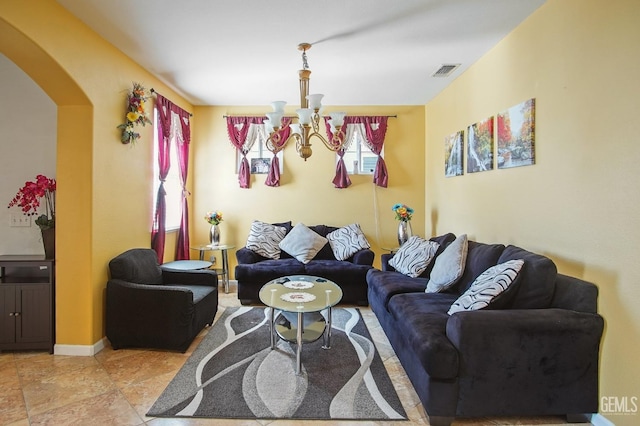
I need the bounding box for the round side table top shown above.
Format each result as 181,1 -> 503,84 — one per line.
160,260 -> 213,271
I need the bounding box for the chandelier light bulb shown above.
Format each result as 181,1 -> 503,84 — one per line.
289,123 -> 302,135
265,112 -> 284,129
263,119 -> 274,134
329,112 -> 346,127
271,101 -> 286,113
296,108 -> 313,125
306,94 -> 324,111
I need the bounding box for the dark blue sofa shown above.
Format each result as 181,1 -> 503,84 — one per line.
236,223 -> 374,305
366,233 -> 604,425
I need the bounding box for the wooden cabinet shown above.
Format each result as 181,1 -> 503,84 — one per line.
0,255 -> 55,353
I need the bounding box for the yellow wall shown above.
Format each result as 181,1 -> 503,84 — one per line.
0,0 -> 192,347
4,2 -> 635,420
425,0 -> 640,423
192,105 -> 426,272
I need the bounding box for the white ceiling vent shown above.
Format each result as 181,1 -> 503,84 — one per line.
431,64 -> 460,77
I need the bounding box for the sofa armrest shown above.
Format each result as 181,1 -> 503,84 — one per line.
236,247 -> 266,264
446,308 -> 604,408
381,253 -> 396,271
551,274 -> 598,313
351,248 -> 375,265
162,269 -> 218,287
106,279 -> 195,324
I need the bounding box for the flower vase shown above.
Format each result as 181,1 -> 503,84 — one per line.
209,225 -> 220,246
397,221 -> 412,246
41,227 -> 55,259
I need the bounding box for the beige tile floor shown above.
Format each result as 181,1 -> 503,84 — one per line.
1,284 -> 577,426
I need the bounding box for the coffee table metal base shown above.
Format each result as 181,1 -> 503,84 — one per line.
269,308 -> 334,375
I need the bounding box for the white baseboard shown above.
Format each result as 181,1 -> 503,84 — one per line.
590,413 -> 615,426
53,338 -> 106,356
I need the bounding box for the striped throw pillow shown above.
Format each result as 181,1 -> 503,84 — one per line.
388,236 -> 440,278
246,220 -> 287,260
326,223 -> 371,261
448,259 -> 524,315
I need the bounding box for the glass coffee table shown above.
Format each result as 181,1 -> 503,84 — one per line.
259,275 -> 343,375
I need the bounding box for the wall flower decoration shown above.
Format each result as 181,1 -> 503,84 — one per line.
117,82 -> 153,144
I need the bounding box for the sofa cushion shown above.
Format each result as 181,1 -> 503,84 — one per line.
388,236 -> 440,278
246,220 -> 287,260
498,245 -> 557,309
454,241 -> 506,294
307,225 -> 339,260
366,268 -> 428,311
234,258 -> 306,282
304,260 -> 373,303
165,284 -> 217,304
426,234 -> 468,293
279,223 -> 328,264
326,223 -> 371,261
387,292 -> 460,379
448,259 -> 524,315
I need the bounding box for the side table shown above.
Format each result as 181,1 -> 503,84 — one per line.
190,244 -> 235,293
160,260 -> 213,271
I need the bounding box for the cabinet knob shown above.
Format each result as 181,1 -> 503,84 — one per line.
9,312 -> 14,316
14,312 -> 20,316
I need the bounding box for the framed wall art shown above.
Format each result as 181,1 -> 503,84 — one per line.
497,98 -> 535,169
250,158 -> 271,174
466,116 -> 494,173
444,130 -> 464,177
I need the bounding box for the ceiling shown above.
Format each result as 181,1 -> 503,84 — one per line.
56,0 -> 546,107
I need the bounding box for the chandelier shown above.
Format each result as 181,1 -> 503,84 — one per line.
263,43 -> 348,161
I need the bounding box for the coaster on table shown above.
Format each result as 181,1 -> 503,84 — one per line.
283,280 -> 314,290
280,292 -> 317,303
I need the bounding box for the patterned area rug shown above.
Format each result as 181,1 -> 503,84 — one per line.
147,306 -> 407,421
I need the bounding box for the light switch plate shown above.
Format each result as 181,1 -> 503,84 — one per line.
10,214 -> 31,227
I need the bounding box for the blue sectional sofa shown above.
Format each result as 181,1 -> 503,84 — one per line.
366,233 -> 604,425
236,221 -> 375,305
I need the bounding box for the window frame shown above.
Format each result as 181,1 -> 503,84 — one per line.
337,125 -> 382,175
152,107 -> 183,231
236,124 -> 284,174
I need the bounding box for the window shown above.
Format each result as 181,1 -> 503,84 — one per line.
338,125 -> 382,174
152,107 -> 182,230
236,124 -> 283,174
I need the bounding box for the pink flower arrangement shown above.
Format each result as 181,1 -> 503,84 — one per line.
117,82 -> 153,144
8,175 -> 56,229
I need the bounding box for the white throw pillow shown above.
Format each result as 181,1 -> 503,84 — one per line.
326,223 -> 371,261
279,223 -> 328,264
388,236 -> 440,278
426,234 -> 468,293
448,259 -> 524,315
245,220 -> 287,260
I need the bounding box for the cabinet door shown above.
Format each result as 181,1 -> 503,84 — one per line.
16,284 -> 51,343
0,285 -> 16,344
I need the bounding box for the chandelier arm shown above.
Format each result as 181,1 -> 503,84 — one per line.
266,132 -> 289,154
310,129 -> 346,152
310,113 -> 321,133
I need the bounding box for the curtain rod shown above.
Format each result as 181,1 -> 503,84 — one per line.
150,88 -> 193,116
222,114 -> 397,118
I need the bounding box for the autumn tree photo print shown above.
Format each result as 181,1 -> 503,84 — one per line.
497,98 -> 536,169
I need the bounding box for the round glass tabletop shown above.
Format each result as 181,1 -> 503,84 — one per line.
259,275 -> 343,313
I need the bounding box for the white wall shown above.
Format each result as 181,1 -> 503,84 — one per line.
0,53 -> 57,255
